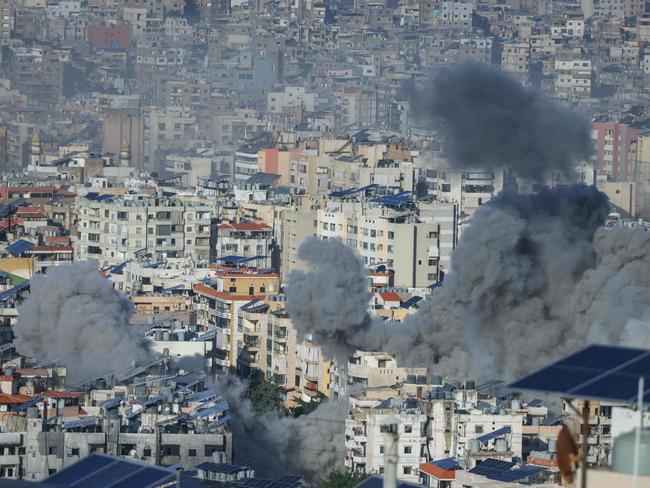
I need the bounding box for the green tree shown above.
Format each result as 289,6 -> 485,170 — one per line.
244,376 -> 283,415
320,470 -> 366,488
290,392 -> 326,417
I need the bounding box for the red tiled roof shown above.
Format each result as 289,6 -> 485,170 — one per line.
193,284 -> 264,302
45,236 -> 71,244
0,393 -> 32,405
27,246 -> 73,253
41,390 -> 80,399
379,291 -> 401,302
16,207 -> 43,214
218,222 -> 271,231
18,213 -> 47,219
419,463 -> 455,480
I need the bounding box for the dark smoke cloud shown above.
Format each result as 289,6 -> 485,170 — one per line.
14,261 -> 151,383
411,63 -> 594,181
213,376 -> 346,483
287,186 -> 650,381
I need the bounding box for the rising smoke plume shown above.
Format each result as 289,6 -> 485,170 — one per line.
410,63 -> 593,180
213,375 -> 346,482
287,186 -> 650,382
14,261 -> 151,383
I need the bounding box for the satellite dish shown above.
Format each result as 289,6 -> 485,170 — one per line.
557,424 -> 580,484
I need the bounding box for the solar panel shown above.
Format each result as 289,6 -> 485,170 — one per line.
45,454 -> 176,488
108,466 -> 177,488
46,455 -> 115,485
476,426 -> 511,443
469,458 -> 515,477
509,345 -> 650,404
430,457 -> 457,470
489,465 -> 546,482
74,461 -> 141,486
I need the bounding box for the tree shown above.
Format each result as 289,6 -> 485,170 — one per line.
290,392 -> 326,417
244,376 -> 283,415
320,470 -> 366,488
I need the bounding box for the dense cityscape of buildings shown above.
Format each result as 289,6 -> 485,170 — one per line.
0,0 -> 646,486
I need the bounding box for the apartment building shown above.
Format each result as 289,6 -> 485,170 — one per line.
591,122 -> 639,181
237,295 -> 330,403
423,168 -> 504,217
501,42 -> 531,84
214,220 -> 273,269
193,268 -> 280,373
439,1 -> 472,30
75,194 -> 216,266
555,58 -> 592,99
345,398 -> 428,483
315,197 -> 456,286
563,400 -> 615,466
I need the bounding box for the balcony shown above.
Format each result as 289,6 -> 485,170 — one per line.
195,302 -> 208,312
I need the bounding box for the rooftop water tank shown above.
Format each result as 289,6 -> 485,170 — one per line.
469,439 -> 480,454
496,438 -> 508,453
611,428 -> 650,476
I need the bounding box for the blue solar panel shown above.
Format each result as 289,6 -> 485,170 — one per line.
75,461 -> 141,486
556,345 -> 644,370
476,426 -> 511,443
509,345 -> 650,404
46,454 -> 115,485
429,457 -> 457,470
109,467 -> 176,488
6,239 -> 34,255
469,458 -> 515,476
489,465 -> 546,482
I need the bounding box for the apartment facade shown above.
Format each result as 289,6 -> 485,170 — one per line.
75,194 -> 216,266
193,268 -> 280,373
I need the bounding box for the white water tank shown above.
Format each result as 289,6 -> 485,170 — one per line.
496,438 -> 508,453
611,428 -> 650,475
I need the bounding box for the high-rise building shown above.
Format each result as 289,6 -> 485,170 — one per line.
102,105 -> 145,171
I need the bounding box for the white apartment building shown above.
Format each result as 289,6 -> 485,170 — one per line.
456,410 -> 524,466
267,86 -> 316,113
555,59 -> 592,99
214,221 -> 273,269
551,19 -> 585,38
316,202 -> 453,287
422,167 -> 505,217
346,399 -> 428,483
439,1 -> 472,30
501,41 -> 531,83
75,194 -> 215,266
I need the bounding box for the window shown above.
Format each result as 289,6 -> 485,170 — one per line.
404,446 -> 412,454
143,448 -> 152,457
48,447 -> 57,455
404,424 -> 412,433
204,445 -> 222,456
71,448 -> 80,456
161,445 -> 180,456
475,425 -> 484,433
379,445 -> 384,454
403,466 -> 412,475
388,231 -> 394,239
188,449 -> 197,457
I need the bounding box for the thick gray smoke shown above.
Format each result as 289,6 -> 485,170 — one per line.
411,63 -> 593,180
214,376 -> 346,483
287,186 -> 650,381
14,261 -> 151,383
